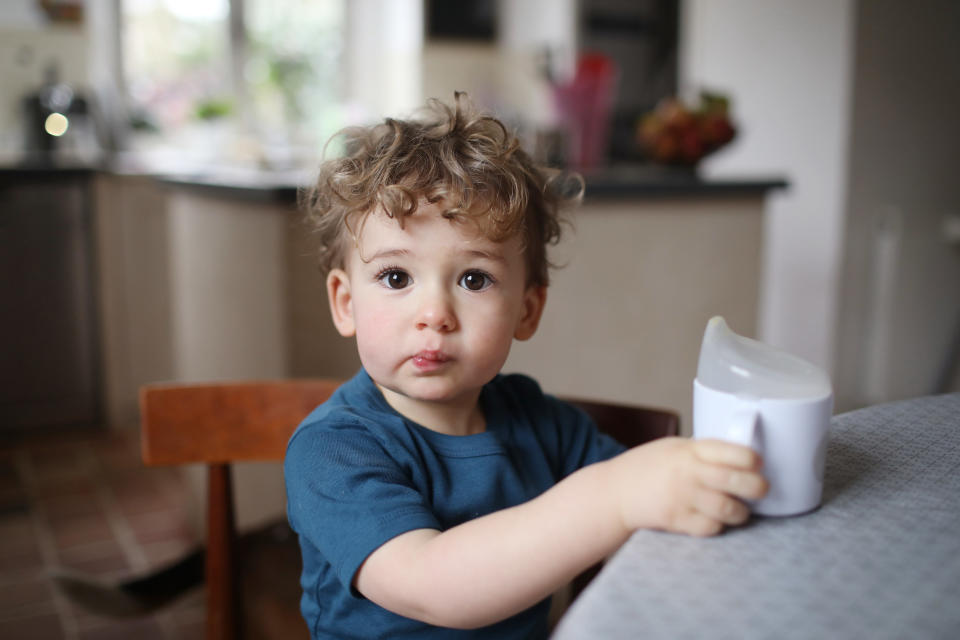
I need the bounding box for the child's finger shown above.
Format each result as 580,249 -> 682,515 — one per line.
692,439 -> 763,470
697,463 -> 769,500
674,510 -> 724,538
692,487 -> 751,525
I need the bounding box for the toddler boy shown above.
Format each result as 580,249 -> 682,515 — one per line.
285,94 -> 767,638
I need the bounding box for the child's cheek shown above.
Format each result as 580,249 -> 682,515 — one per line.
354,328 -> 390,378
356,301 -> 397,337
352,300 -> 398,368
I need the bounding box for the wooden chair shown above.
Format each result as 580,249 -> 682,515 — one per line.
140,379 -> 342,640
139,380 -> 678,639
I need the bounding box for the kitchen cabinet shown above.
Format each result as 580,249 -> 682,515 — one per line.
0,169 -> 101,429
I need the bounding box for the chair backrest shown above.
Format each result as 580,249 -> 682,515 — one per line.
140,379 -> 342,465
139,379 -> 679,639
565,397 -> 679,448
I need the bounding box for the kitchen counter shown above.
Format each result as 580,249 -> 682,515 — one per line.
580,165 -> 786,199
1,163 -> 786,203
0,164 -> 98,180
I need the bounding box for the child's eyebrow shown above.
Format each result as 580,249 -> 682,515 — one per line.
367,248 -> 411,262
367,247 -> 506,264
463,249 -> 507,264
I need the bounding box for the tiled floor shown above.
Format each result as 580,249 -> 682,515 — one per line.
0,427 -> 204,639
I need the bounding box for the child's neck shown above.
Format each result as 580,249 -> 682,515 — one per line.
376,384 -> 486,436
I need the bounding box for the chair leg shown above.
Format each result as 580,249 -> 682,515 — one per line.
207,463 -> 239,640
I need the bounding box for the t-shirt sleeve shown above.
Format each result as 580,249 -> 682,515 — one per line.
284,420 -> 440,591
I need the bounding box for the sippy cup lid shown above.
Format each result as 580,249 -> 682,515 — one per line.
696,317 -> 832,399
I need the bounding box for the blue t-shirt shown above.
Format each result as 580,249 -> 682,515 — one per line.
284,369 -> 625,639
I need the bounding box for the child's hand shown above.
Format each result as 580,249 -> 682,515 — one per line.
609,437 -> 768,537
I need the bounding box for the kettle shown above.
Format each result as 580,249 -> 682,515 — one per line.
21,64 -> 98,165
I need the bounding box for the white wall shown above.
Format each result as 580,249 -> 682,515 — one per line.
835,0 -> 960,406
680,0 -> 856,377
343,0 -> 423,120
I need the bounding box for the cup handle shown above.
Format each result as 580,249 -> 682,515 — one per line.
725,408 -> 759,451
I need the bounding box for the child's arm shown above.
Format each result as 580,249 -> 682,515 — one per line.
354,437 -> 767,629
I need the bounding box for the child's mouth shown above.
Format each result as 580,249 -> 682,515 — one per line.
411,351 -> 450,371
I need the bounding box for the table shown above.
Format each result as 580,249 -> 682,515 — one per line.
553,393 -> 960,639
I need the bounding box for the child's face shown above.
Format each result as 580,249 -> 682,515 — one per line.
326,201 -> 546,409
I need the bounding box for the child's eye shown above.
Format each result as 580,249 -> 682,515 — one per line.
378,269 -> 411,289
459,270 -> 493,292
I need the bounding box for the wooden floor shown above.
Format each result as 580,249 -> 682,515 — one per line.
0,426 -> 307,640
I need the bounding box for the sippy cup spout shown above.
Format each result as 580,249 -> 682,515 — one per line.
696,317 -> 832,400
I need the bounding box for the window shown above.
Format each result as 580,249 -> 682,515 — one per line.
121,0 -> 344,170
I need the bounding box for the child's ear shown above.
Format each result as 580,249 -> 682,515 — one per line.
514,285 -> 547,341
327,268 -> 357,337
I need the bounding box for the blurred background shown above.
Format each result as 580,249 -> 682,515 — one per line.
1,1 -> 958,638
2,0 -> 958,426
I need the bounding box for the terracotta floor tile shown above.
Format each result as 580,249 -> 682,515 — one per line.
163,597 -> 205,640
95,438 -> 143,474
65,597 -> 136,626
110,476 -> 175,517
52,513 -> 115,550
57,550 -> 131,577
76,616 -> 167,640
0,516 -> 45,576
40,490 -> 103,524
0,544 -> 45,574
0,612 -> 64,640
153,468 -> 191,498
102,468 -> 148,491
139,538 -> 199,567
0,578 -> 54,615
0,512 -> 37,550
29,443 -> 90,478
0,488 -> 29,514
78,618 -> 167,640
125,509 -> 192,546
33,475 -> 97,499
55,539 -> 125,566
171,617 -> 205,640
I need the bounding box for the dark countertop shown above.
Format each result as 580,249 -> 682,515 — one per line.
0,164 -> 99,183
1,163 -> 787,203
580,165 -> 787,199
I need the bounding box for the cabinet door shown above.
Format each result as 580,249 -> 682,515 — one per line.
0,174 -> 100,429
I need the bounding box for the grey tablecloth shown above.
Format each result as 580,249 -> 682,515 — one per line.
553,393 -> 960,639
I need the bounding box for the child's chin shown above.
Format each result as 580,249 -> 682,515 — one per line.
406,386 -> 462,404
402,381 -> 475,404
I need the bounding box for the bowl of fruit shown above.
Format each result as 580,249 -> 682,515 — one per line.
636,91 -> 737,168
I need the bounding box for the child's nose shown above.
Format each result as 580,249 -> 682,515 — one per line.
415,288 -> 457,332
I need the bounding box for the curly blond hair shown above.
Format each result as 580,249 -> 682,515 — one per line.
300,93 -> 580,286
